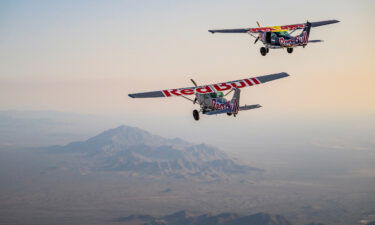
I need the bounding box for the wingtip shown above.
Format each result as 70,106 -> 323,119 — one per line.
282,72 -> 290,77
328,19 -> 340,24
128,94 -> 135,98
208,30 -> 215,34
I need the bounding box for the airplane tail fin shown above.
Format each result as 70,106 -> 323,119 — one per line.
304,21 -> 312,36
297,21 -> 312,45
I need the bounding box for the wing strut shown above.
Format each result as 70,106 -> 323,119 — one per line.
180,95 -> 194,102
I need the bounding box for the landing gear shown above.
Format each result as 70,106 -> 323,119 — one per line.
227,112 -> 232,116
193,110 -> 200,121
287,48 -> 293,54
260,47 -> 268,56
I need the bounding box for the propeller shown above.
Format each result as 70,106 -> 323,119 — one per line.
254,21 -> 261,44
254,36 -> 260,44
190,79 -> 198,87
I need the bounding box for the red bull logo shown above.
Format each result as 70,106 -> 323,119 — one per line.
162,78 -> 261,97
279,31 -> 308,47
211,99 -> 239,113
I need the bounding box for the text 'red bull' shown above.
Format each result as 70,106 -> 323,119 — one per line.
278,31 -> 308,47
211,99 -> 239,113
162,78 -> 261,97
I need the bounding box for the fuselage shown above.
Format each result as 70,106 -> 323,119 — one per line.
260,31 -> 309,48
196,90 -> 239,114
197,92 -> 227,111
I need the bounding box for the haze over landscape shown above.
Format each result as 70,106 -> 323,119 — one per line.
0,1 -> 374,225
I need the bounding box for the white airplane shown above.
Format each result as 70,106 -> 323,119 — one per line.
128,72 -> 289,121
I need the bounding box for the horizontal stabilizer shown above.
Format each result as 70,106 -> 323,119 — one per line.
308,40 -> 323,43
205,104 -> 261,116
239,104 -> 262,111
205,109 -> 228,115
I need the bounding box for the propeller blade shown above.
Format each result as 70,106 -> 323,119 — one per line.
254,37 -> 259,44
190,79 -> 198,87
256,21 -> 261,27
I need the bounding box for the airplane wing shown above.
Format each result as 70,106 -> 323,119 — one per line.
208,20 -> 339,34
205,109 -> 230,115
208,24 -> 304,34
310,20 -> 340,28
209,28 -> 249,34
128,72 -> 289,98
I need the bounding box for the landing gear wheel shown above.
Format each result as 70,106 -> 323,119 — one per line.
287,48 -> 293,54
227,112 -> 232,116
193,110 -> 200,121
260,47 -> 267,56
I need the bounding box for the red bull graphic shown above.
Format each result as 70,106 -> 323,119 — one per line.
162,78 -> 261,97
278,31 -> 309,47
211,99 -> 239,114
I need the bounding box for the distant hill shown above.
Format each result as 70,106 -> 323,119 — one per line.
114,211 -> 292,225
0,110 -> 121,148
46,125 -> 262,179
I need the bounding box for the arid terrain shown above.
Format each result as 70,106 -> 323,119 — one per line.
0,112 -> 374,225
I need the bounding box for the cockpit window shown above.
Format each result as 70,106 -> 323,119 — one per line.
209,93 -> 217,98
206,92 -> 224,99
274,31 -> 289,37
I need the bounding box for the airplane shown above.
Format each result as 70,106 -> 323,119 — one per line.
208,20 -> 340,56
128,72 -> 289,121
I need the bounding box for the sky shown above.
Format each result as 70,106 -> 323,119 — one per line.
0,0 -> 374,146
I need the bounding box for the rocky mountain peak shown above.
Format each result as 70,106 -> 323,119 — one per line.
50,125 -> 262,179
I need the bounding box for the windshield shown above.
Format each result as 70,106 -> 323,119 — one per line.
205,92 -> 224,99
210,92 -> 224,98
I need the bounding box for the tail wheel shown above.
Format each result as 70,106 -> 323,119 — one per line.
287,48 -> 293,54
260,47 -> 267,56
226,112 -> 232,116
193,110 -> 200,121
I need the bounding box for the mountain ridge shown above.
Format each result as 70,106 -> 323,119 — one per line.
45,125 -> 262,179
113,211 -> 293,225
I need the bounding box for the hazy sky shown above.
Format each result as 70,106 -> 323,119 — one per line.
0,0 -> 374,118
